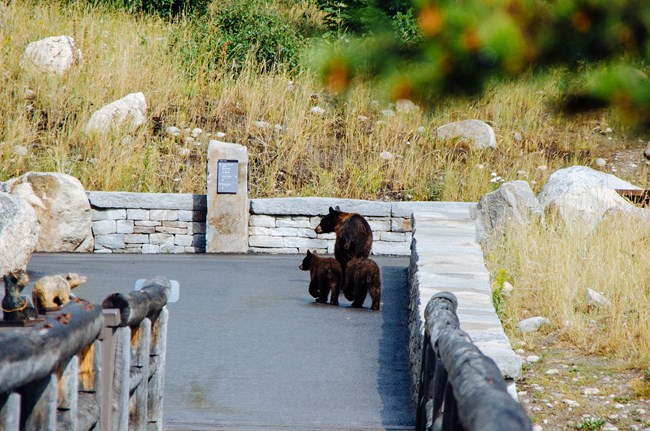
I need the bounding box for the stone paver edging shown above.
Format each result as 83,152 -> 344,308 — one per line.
407,203 -> 522,399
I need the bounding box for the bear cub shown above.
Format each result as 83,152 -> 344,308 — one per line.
299,250 -> 343,305
344,257 -> 381,310
314,206 -> 372,276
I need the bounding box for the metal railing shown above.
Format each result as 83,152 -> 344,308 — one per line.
415,292 -> 532,431
0,277 -> 170,431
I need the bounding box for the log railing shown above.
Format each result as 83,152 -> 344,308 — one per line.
0,276 -> 170,431
415,292 -> 532,431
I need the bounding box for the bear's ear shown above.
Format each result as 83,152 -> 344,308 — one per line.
306,250 -> 312,257
328,206 -> 335,214
334,205 -> 341,211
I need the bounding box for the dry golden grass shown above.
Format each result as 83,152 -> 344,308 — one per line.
486,216 -> 650,368
3,1 -> 646,200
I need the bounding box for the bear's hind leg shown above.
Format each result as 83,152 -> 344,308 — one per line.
318,282 -> 330,304
329,280 -> 340,306
351,283 -> 367,308
369,284 -> 381,310
309,280 -> 319,299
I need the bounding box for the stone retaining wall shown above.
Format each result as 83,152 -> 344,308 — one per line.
88,192 -> 207,254
87,193 -> 448,255
248,198 -> 447,256
407,206 -> 522,400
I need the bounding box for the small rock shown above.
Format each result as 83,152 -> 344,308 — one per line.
602,423 -> 618,431
254,120 -> 270,129
596,158 -> 607,167
587,288 -> 611,307
183,136 -> 194,144
215,132 -> 226,138
517,316 -> 551,333
380,151 -> 394,161
537,165 -> 548,171
502,281 -> 514,295
287,81 -> 295,92
563,399 -> 580,408
310,106 -> 326,115
513,132 -> 523,142
395,99 -> 418,113
357,115 -> 369,122
23,87 -> 36,100
545,368 -> 560,375
527,355 -> 541,363
644,143 -> 650,160
191,127 -> 202,138
636,408 -> 647,415
14,145 -> 28,157
381,109 -> 395,117
532,426 -> 543,431
583,387 -> 600,395
515,349 -> 525,354
166,126 -> 181,137
417,126 -> 426,134
615,403 -> 625,409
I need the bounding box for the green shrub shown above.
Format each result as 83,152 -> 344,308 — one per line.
171,1 -> 308,76
83,0 -> 209,18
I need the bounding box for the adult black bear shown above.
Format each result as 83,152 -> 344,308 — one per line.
314,206 -> 372,276
299,250 -> 343,305
344,257 -> 381,310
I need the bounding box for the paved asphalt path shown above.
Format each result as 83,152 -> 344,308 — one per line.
25,253 -> 415,430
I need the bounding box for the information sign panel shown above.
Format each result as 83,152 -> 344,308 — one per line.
217,159 -> 239,194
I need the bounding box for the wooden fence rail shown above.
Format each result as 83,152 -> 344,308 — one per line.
415,292 -> 532,431
0,277 -> 170,431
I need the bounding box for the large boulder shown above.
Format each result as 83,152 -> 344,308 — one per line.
537,166 -> 640,230
0,193 -> 40,276
85,92 -> 147,135
21,35 -> 82,75
6,173 -> 93,252
472,180 -> 540,244
436,119 -> 497,149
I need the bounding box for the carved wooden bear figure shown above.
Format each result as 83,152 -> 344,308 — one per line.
314,206 -> 372,276
299,250 -> 342,305
2,271 -> 38,321
344,257 -> 381,310
32,273 -> 87,312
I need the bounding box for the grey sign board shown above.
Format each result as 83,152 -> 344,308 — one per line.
217,159 -> 239,194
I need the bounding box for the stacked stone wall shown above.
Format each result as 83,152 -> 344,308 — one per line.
88,192 -> 207,254
87,193 -> 451,255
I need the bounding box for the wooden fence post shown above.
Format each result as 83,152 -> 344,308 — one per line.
130,318 -> 151,431
0,392 -> 20,431
20,374 -> 57,430
147,307 -> 168,431
57,355 -> 79,430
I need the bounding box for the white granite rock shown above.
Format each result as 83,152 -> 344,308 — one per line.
436,119 -> 497,149
85,92 -> 147,135
0,192 -> 39,276
8,172 -> 93,252
517,316 -> 551,333
22,35 -> 81,75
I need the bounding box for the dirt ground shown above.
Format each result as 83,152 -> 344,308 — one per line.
515,340 -> 650,431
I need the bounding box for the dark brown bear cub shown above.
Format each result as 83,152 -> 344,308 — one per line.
344,258 -> 381,310
299,250 -> 343,305
314,206 -> 372,276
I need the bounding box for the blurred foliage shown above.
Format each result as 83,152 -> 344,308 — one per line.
312,0 -> 650,126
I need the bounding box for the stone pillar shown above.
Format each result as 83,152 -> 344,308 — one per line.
206,140 -> 249,253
